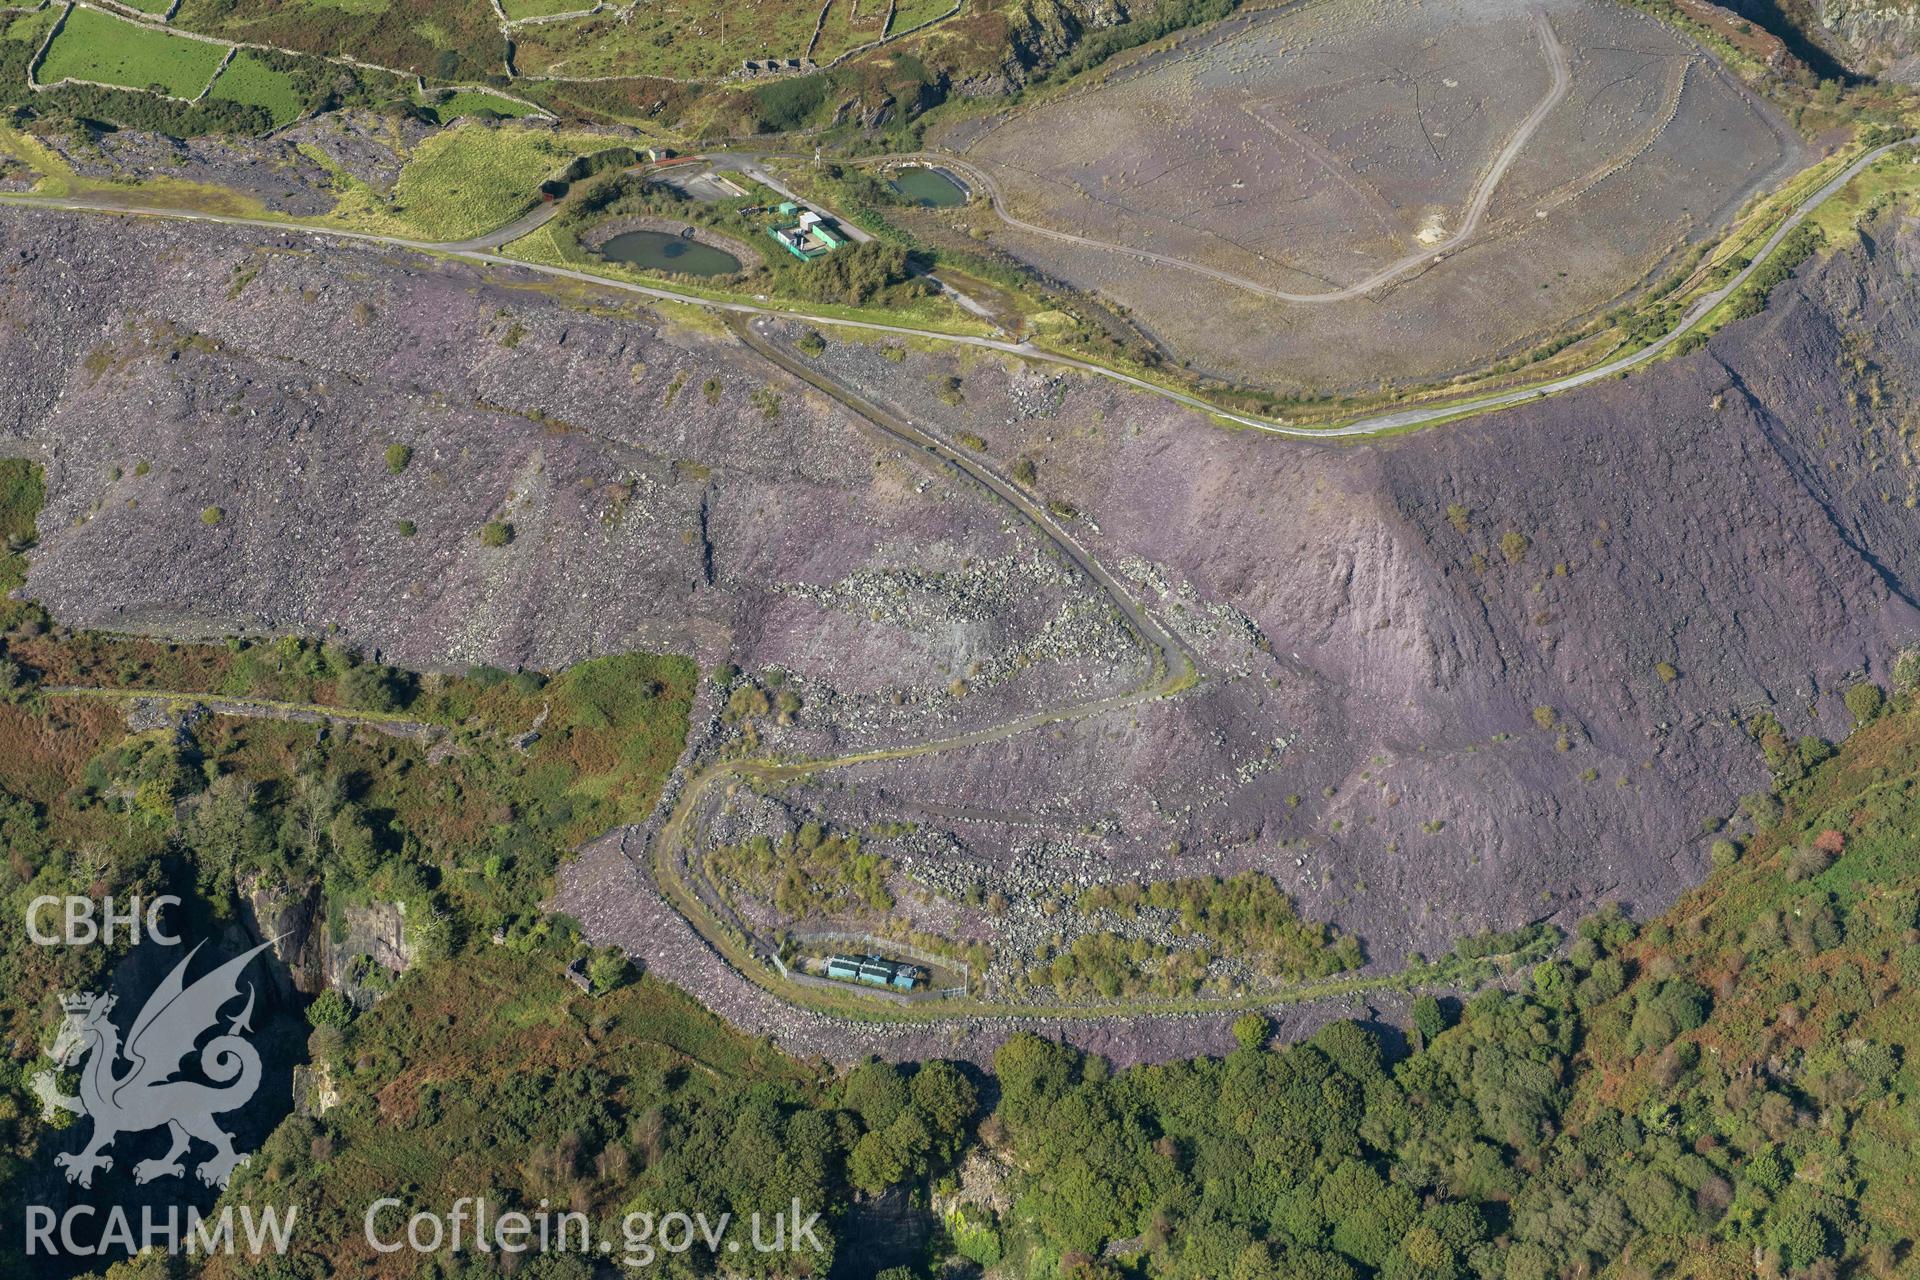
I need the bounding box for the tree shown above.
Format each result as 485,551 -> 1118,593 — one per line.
843,1059 -> 910,1131
328,806 -> 382,883
1411,994 -> 1448,1048
338,661 -> 406,713
306,988 -> 352,1028
182,774 -> 265,890
1232,1012 -> 1270,1052
336,667 -> 395,717
1765,1196 -> 1831,1270
1844,681 -> 1884,726
1310,1021 -> 1383,1082
992,1033 -> 1078,1133
752,72 -> 828,130
587,948 -> 628,994
847,1128 -> 909,1193
908,1061 -> 977,1159
1321,1159 -> 1417,1267
283,768 -> 346,874
784,241 -> 926,307
0,789 -> 49,869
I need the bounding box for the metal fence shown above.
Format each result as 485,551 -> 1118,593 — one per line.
783,930 -> 972,997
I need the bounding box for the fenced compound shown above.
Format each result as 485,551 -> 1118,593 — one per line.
776,930 -> 972,998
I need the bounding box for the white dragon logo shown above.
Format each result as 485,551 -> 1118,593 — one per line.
30,940 -> 273,1190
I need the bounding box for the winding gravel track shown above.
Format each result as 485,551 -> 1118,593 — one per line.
939,8 -> 1571,306
622,314 -> 1209,1023
0,133 -> 1907,441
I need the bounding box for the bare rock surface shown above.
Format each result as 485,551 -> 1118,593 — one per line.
1,209 -> 1140,755
276,110 -> 433,190
732,213 -> 1920,969
49,129 -> 340,217
5,204 -> 1920,1056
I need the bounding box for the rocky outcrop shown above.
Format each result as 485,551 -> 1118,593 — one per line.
1675,0 -> 1809,74
292,1061 -> 341,1117
235,873 -> 416,1002
237,874 -> 325,996
1719,0 -> 1920,79
950,0 -> 1130,97
326,901 -> 418,1005
1810,0 -> 1920,77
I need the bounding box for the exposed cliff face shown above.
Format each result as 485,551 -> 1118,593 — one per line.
237,874 -> 326,997
945,0 -> 1131,97
1812,0 -> 1920,77
1675,0 -> 1810,75
327,901 -> 417,1005
1722,0 -> 1920,79
236,874 -> 416,1002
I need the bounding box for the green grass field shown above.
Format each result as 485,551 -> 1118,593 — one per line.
499,0 -> 594,17
890,0 -> 955,32
325,124 -> 611,240
426,88 -> 541,121
105,0 -> 174,13
37,5 -> 231,98
508,0 -> 895,82
204,48 -> 302,123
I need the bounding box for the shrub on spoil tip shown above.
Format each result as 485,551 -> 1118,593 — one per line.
1893,649 -> 1920,694
1784,843 -> 1834,882
1231,1013 -> 1270,1052
1844,681 -> 1884,726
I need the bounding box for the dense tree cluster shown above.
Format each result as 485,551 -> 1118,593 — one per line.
967,701 -> 1920,1280
779,241 -> 928,307
985,889 -> 1904,1280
